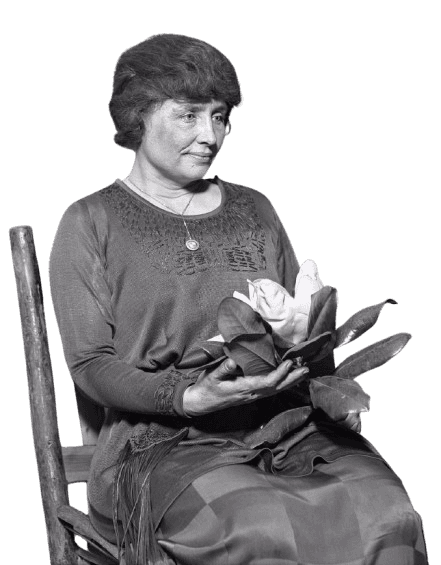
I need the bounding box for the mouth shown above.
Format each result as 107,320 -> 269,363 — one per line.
186,153 -> 214,163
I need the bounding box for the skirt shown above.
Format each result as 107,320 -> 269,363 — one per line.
156,455 -> 428,565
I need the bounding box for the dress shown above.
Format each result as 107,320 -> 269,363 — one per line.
50,178 -> 428,565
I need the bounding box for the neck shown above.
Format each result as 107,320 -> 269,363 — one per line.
124,175 -> 212,217
129,160 -> 202,199
125,158 -> 221,216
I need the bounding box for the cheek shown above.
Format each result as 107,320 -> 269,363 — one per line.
164,128 -> 194,153
216,132 -> 226,150
144,120 -> 180,151
150,128 -> 171,150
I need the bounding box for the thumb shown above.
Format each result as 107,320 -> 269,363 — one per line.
215,357 -> 238,379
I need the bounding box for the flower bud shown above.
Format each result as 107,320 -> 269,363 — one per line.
247,260 -> 324,345
294,259 -> 324,312
247,278 -> 299,342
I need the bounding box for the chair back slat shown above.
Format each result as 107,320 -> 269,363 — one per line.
62,445 -> 96,483
10,225 -> 77,564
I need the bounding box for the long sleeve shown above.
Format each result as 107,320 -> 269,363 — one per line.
272,207 -> 300,296
50,181 -> 300,420
50,200 -> 194,417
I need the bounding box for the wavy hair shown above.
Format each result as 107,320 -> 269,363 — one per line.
109,34 -> 242,150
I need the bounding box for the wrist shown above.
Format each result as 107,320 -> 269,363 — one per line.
182,384 -> 200,417
172,379 -> 197,418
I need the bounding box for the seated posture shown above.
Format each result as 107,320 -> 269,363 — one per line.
50,33 -> 428,565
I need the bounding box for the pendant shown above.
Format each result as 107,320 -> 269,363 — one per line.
186,239 -> 200,251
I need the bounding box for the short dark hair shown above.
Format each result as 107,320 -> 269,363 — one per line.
109,34 -> 242,150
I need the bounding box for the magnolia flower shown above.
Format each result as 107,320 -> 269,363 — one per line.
207,261 -> 409,431
233,260 -> 324,345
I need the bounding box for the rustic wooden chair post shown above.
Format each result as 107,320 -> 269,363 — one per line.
10,226 -> 120,565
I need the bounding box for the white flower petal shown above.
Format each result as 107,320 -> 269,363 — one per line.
232,291 -> 255,309
207,334 -> 225,342
295,260 -> 324,296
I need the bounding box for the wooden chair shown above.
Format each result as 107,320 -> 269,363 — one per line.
10,226 -> 122,565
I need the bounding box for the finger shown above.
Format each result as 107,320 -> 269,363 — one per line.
338,413 -> 361,432
275,366 -> 309,390
348,413 -> 361,433
248,360 -> 302,390
350,421 -> 361,434
236,361 -> 289,394
264,360 -> 294,386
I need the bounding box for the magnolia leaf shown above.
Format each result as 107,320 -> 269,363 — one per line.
334,333 -> 411,379
272,331 -> 297,350
282,378 -> 312,405
245,406 -> 313,448
309,376 -> 370,420
282,331 -> 333,362
335,299 -> 397,348
194,355 -> 228,374
218,297 -> 267,341
224,334 -> 277,375
200,340 -> 226,359
308,351 -> 336,378
309,332 -> 337,364
307,286 -> 338,339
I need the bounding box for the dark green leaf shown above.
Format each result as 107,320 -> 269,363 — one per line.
282,332 -> 333,362
309,332 -> 337,363
309,376 -> 370,420
307,286 -> 338,339
273,331 -> 297,350
190,355 -> 228,375
218,297 -> 268,341
224,334 -> 277,375
308,351 -> 336,378
334,333 -> 411,379
245,406 -> 313,448
200,340 -> 225,359
335,299 -> 397,348
280,379 -> 312,405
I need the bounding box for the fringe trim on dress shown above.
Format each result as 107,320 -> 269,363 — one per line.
113,424 -> 189,565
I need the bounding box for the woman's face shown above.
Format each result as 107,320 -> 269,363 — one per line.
137,98 -> 229,186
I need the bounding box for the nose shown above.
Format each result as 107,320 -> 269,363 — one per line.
197,115 -> 217,146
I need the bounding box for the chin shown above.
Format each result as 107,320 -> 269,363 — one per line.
181,166 -> 212,184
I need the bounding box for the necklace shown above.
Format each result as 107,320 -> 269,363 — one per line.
125,177 -> 201,251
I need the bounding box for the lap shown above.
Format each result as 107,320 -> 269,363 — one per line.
158,455 -> 427,565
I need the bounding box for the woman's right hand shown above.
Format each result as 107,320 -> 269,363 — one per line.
182,358 -> 309,417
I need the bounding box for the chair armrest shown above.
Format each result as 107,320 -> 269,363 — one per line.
57,505 -> 119,562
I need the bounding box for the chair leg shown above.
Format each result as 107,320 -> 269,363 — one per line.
10,226 -> 77,565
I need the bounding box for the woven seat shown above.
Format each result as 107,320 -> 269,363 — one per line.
10,226 -> 121,565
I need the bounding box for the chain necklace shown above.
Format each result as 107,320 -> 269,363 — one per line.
125,177 -> 201,251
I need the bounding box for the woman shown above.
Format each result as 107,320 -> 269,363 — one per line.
50,34 -> 427,565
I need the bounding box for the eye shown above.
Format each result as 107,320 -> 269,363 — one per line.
213,113 -> 227,126
182,112 -> 196,123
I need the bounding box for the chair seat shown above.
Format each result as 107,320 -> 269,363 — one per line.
59,448 -> 125,563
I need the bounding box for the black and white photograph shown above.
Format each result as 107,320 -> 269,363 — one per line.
2,1 -> 439,563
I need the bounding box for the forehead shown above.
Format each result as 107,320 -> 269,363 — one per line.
165,99 -> 228,113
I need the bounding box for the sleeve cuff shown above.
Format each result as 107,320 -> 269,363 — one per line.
154,368 -> 201,417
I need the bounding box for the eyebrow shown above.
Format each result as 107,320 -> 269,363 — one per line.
175,100 -> 228,113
